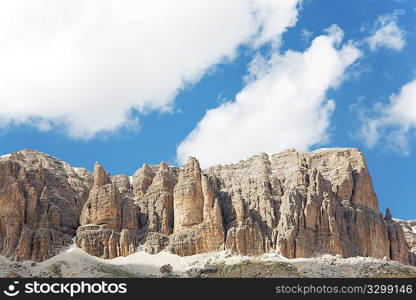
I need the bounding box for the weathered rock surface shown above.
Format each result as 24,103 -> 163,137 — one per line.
131,162 -> 178,253
167,158 -> 224,256
383,209 -> 410,264
76,163 -> 139,258
0,148 -> 412,265
395,219 -> 416,264
203,149 -> 410,263
0,150 -> 91,261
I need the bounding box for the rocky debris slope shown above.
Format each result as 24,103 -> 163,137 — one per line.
203,255 -> 416,278
0,148 -> 412,264
2,247 -> 416,278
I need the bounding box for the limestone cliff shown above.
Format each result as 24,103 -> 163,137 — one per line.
0,150 -> 91,261
76,163 -> 139,259
395,219 -> 416,264
0,148 -> 412,264
167,157 -> 224,256
204,148 -> 407,262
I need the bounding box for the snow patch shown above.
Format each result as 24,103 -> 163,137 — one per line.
66,237 -> 77,253
0,246 -> 414,278
37,246 -> 379,277
73,167 -> 90,175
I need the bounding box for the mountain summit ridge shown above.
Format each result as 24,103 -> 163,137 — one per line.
0,148 -> 413,264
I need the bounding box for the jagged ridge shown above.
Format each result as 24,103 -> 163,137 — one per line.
0,148 -> 412,264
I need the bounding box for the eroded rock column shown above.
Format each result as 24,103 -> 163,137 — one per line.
168,157 -> 224,256
76,163 -> 139,258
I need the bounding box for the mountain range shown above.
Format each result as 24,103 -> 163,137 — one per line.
0,148 -> 415,277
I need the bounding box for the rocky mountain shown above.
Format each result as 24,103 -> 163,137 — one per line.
394,219 -> 416,263
0,150 -> 91,261
0,148 -> 412,265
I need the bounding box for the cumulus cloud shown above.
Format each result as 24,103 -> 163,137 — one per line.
366,14 -> 405,51
177,26 -> 362,167
360,79 -> 416,154
0,0 -> 300,138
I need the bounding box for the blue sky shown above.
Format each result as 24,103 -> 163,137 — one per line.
0,0 -> 415,219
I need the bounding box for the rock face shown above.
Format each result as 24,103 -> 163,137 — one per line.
204,149 -> 409,263
173,158 -> 205,232
0,148 -> 412,265
0,150 -> 91,261
168,158 -> 224,256
76,163 -> 139,259
394,219 -> 416,264
132,162 -> 178,254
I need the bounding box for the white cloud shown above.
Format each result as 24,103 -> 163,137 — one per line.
177,26 -> 362,167
0,0 -> 300,138
366,14 -> 405,51
301,28 -> 313,44
360,79 -> 416,154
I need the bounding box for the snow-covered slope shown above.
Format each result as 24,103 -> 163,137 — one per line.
2,245 -> 416,278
